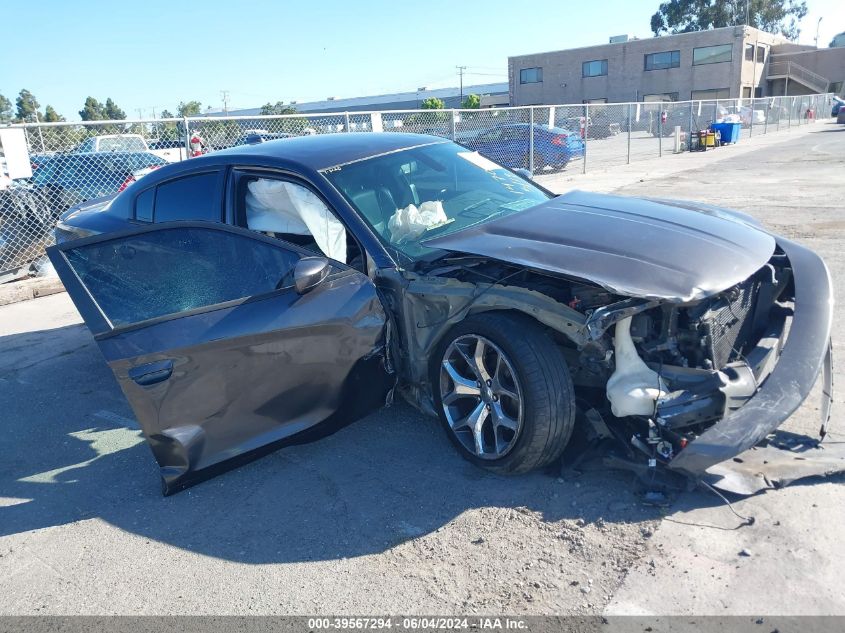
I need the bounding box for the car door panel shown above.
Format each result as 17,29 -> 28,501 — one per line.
48,222 -> 393,494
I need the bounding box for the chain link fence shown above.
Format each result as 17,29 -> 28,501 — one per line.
0,93 -> 835,282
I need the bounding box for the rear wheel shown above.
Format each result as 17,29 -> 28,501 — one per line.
433,313 -> 576,474
522,151 -> 545,172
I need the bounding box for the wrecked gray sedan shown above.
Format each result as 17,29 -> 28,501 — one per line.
50,133 -> 834,495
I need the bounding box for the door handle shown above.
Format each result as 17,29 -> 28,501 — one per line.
128,359 -> 174,386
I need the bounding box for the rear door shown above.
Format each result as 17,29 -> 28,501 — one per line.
48,222 -> 393,494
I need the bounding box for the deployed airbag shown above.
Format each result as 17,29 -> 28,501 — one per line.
388,201 -> 448,243
246,179 -> 347,262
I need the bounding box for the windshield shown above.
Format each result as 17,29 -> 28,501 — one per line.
97,137 -> 147,152
322,141 -> 551,261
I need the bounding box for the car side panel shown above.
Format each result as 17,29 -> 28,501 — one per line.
96,272 -> 393,494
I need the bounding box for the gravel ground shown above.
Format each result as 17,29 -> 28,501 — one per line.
0,121 -> 842,616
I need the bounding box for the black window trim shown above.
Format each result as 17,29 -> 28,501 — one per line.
519,67 -> 543,84
226,166 -> 367,271
644,49 -> 681,71
582,59 -> 608,78
693,43 -> 734,66
131,168 -> 226,223
53,220 -> 356,340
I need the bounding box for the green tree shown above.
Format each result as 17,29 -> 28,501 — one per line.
461,94 -> 481,109
650,0 -> 807,39
42,105 -> 64,122
420,97 -> 446,110
177,100 -> 202,117
104,98 -> 126,120
40,105 -> 72,151
79,96 -> 105,121
15,89 -> 40,122
154,109 -> 179,140
0,92 -> 11,122
260,101 -> 299,115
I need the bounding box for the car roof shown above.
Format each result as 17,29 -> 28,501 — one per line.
54,151 -> 154,161
209,132 -> 447,170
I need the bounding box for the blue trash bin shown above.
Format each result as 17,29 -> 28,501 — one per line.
711,122 -> 741,144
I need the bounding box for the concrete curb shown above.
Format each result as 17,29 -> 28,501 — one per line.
0,277 -> 65,306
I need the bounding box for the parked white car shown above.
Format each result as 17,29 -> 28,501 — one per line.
74,134 -> 185,162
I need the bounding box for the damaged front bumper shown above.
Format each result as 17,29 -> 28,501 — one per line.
667,236 -> 835,484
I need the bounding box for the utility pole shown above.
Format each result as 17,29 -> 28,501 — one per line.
456,66 -> 467,104
815,17 -> 823,47
220,90 -> 230,115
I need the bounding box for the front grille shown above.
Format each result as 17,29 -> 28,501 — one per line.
703,280 -> 759,369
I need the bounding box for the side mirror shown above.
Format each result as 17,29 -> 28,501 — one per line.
513,168 -> 533,181
294,256 -> 331,295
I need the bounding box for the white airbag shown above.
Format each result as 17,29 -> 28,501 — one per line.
246,179 -> 347,263
388,201 -> 448,243
606,316 -> 667,417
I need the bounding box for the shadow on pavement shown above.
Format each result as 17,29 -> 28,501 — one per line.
0,323 -> 661,564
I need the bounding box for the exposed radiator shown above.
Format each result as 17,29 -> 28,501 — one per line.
702,280 -> 760,369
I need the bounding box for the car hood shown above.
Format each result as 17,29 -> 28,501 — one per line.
422,190 -> 776,302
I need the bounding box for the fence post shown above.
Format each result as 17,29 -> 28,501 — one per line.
627,103 -> 632,164
749,99 -> 754,138
529,107 -> 534,176
658,105 -> 663,158
788,98 -> 793,130
582,103 -> 588,175
183,117 -> 192,158
764,99 -> 768,135
344,112 -> 350,132
688,103 -> 694,151
450,110 -> 457,141
32,112 -> 46,153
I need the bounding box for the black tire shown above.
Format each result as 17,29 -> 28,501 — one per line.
432,312 -> 576,474
521,151 -> 545,172
551,157 -> 571,172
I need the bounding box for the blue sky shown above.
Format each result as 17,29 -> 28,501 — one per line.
2,0 -> 841,120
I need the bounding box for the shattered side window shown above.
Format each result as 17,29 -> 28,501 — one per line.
63,226 -> 302,327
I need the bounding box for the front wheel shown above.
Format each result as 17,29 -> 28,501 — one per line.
432,313 -> 576,474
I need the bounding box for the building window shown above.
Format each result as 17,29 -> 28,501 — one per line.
643,93 -> 679,102
519,67 -> 543,84
583,98 -> 608,104
644,50 -> 680,71
756,46 -> 766,63
582,59 -> 608,77
744,44 -> 754,62
691,88 -> 731,100
694,44 -> 734,65
742,87 -> 753,99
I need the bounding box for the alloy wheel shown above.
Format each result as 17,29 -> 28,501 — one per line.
439,334 -> 523,459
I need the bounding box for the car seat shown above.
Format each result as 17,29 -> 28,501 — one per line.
349,187 -> 398,235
